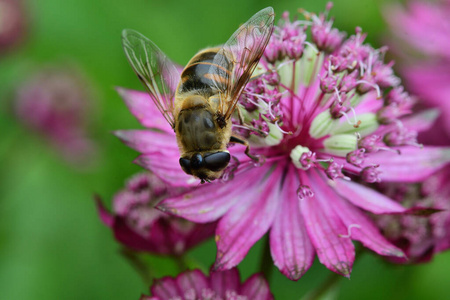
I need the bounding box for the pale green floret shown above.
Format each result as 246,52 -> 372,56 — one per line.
332,113 -> 379,136
277,47 -> 324,94
299,46 -> 324,86
348,93 -> 364,108
290,145 -> 311,169
249,121 -> 284,147
309,110 -> 339,138
264,122 -> 284,146
278,59 -> 303,94
323,134 -> 358,156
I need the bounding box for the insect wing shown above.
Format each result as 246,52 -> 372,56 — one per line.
122,29 -> 179,127
210,7 -> 274,119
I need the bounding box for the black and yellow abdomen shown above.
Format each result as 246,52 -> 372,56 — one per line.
178,49 -> 231,97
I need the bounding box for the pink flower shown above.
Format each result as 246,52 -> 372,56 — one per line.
375,167 -> 450,263
15,65 -> 97,165
96,172 -> 216,256
140,268 -> 273,300
385,0 -> 450,145
0,0 -> 27,53
117,4 -> 450,279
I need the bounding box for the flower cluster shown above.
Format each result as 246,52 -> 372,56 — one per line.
374,163 -> 450,263
381,0 -> 450,263
15,65 -> 97,165
0,0 -> 27,53
140,268 -> 273,300
385,0 -> 450,145
97,172 -> 216,256
116,4 -> 450,280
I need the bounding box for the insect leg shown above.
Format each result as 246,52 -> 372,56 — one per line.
229,135 -> 260,162
236,107 -> 268,137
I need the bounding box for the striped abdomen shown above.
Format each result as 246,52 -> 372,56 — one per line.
178,49 -> 231,97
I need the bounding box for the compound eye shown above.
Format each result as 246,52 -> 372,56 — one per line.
190,153 -> 204,170
204,152 -> 230,171
179,157 -> 192,175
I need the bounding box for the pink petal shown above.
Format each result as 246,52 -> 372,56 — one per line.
209,268 -> 240,298
95,196 -> 114,227
402,62 -> 450,137
114,129 -> 179,155
270,166 -> 315,280
403,62 -> 450,110
114,130 -> 200,186
112,217 -> 161,253
332,179 -> 407,214
117,88 -> 173,132
401,109 -> 440,133
159,165 -> 272,223
326,182 -> 405,257
214,164 -> 284,270
300,171 -> 354,277
353,91 -> 383,114
385,3 -> 450,58
435,214 -> 450,253
240,274 -> 274,300
176,270 -> 209,298
151,277 -> 181,299
364,146 -> 450,182
136,154 -> 198,187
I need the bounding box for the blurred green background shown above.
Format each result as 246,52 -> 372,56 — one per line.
1,0 -> 449,299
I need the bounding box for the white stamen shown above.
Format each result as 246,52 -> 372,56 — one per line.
348,106 -> 358,121
304,41 -> 319,54
292,20 -> 313,26
356,79 -> 381,98
275,120 -> 292,135
359,61 -> 366,77
367,51 -> 374,74
334,87 -> 343,103
315,157 -> 334,163
277,59 -> 296,70
339,224 -> 361,238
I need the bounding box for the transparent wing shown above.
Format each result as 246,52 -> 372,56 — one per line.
209,7 -> 274,120
122,29 -> 179,128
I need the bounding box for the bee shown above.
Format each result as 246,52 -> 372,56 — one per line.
122,7 -> 274,183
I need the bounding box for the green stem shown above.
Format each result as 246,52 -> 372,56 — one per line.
301,272 -> 341,300
120,248 -> 153,286
259,234 -> 273,282
174,254 -> 189,273
302,245 -> 367,300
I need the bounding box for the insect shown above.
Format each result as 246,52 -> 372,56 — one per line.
122,7 -> 274,183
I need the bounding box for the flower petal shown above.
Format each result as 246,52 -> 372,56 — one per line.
332,179 -> 407,214
150,276 -> 181,299
402,62 -> 450,135
326,182 -> 405,257
114,129 -> 178,154
270,166 -> 315,280
364,146 -> 450,182
402,109 -> 440,133
214,164 -> 284,270
112,217 -> 160,253
240,274 -> 274,300
94,196 -> 114,227
300,171 -> 354,277
159,165 -> 271,223
117,88 -> 173,132
209,268 -> 240,298
176,270 -> 209,298
136,154 -> 198,187
114,130 -> 199,186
